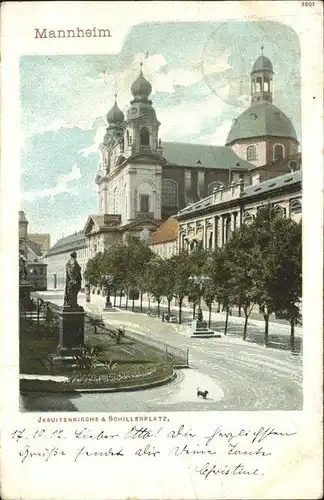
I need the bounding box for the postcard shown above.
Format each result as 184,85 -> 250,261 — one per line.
0,1 -> 323,499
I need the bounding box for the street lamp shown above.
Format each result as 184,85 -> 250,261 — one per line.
103,274 -> 114,309
188,275 -> 211,321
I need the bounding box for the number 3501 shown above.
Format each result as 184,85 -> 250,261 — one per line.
301,1 -> 315,5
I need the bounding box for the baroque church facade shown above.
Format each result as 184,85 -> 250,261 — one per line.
44,50 -> 301,284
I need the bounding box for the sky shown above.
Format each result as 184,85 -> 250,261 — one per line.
20,20 -> 301,245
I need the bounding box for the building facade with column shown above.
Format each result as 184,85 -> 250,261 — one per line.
175,170 -> 302,252
44,231 -> 88,289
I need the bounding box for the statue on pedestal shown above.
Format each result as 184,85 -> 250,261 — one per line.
63,251 -> 82,309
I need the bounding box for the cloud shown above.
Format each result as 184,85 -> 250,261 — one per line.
159,92 -> 226,141
78,126 -> 106,157
195,120 -> 233,146
22,163 -> 82,202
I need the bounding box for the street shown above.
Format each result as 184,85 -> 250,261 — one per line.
20,291 -> 303,412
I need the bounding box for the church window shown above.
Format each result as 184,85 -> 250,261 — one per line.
256,77 -> 262,92
289,161 -> 298,171
113,186 -> 118,213
140,194 -> 150,213
208,182 -> 224,195
274,204 -> 286,217
264,79 -> 270,92
247,145 -> 257,161
290,199 -> 302,215
126,130 -> 132,145
244,212 -> 253,225
140,127 -> 150,146
162,179 -> 178,207
273,144 -> 284,161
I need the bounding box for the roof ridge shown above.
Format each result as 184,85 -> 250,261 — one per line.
163,140 -> 226,149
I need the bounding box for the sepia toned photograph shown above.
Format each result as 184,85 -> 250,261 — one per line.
19,20 -> 303,413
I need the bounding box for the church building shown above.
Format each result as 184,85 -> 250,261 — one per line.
44,49 -> 301,282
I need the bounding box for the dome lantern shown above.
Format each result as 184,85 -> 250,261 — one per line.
250,47 -> 274,105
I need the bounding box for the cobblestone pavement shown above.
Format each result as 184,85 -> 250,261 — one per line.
20,291 -> 303,412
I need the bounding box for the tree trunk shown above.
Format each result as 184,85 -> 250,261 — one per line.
264,313 -> 269,347
167,299 -> 171,315
179,299 -> 183,324
157,300 -> 160,318
119,291 -> 122,308
224,308 -> 229,335
290,318 -> 295,352
243,306 -> 249,340
148,294 -> 151,311
208,305 -> 212,328
132,298 -> 135,312
238,304 -> 242,317
113,291 -> 117,307
140,291 -> 143,313
125,292 -> 129,311
193,302 -> 196,320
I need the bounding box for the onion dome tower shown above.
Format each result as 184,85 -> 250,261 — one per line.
226,47 -> 298,166
103,94 -> 125,146
124,62 -> 160,155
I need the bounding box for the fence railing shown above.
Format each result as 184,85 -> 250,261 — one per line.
122,329 -> 189,368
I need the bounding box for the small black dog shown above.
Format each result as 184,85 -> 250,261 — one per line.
197,388 -> 209,399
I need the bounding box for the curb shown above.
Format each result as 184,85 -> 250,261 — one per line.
20,371 -> 177,394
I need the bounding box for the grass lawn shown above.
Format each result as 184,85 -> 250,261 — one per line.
20,317 -> 173,391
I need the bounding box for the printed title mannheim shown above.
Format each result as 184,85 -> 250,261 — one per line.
35,27 -> 112,39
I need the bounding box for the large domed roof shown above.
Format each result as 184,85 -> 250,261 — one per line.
131,68 -> 152,100
107,100 -> 124,124
252,55 -> 273,73
226,102 -> 297,145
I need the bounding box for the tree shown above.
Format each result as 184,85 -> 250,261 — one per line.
224,225 -> 259,340
250,205 -> 302,348
84,252 -> 104,288
145,257 -> 165,317
171,251 -> 193,324
270,220 -> 302,352
207,247 -> 233,335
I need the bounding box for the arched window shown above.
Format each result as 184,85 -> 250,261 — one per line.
113,186 -> 118,214
208,182 -> 224,195
244,212 -> 254,225
273,144 -> 284,161
290,199 -> 302,215
274,204 -> 285,217
289,161 -> 298,172
162,179 -> 178,207
256,77 -> 262,92
264,79 -> 269,92
140,127 -> 150,146
247,145 -> 257,161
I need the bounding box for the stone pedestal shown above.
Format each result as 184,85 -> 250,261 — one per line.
58,306 -> 85,350
191,319 -> 221,338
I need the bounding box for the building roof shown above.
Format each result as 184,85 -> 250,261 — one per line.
27,240 -> 43,257
162,142 -> 253,170
226,102 -> 298,145
252,55 -> 273,74
28,233 -> 51,251
243,170 -> 301,197
45,230 -> 86,257
176,170 -> 301,218
149,217 -> 179,245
